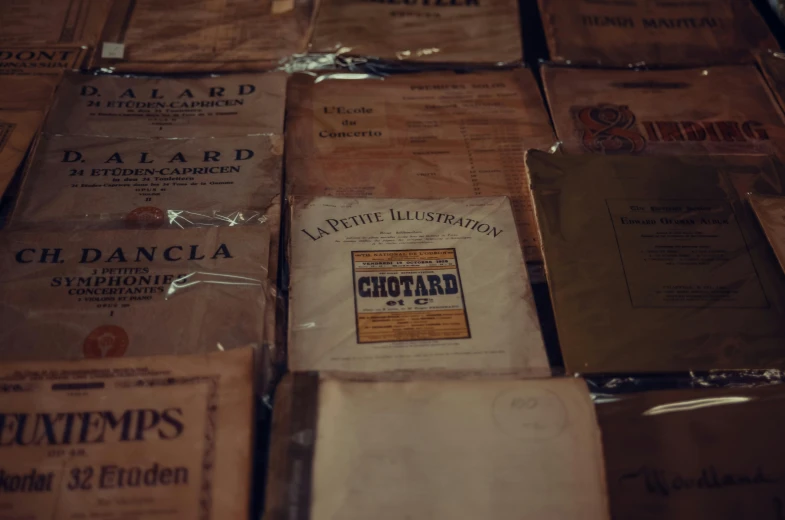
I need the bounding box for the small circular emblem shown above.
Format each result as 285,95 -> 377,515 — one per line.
83,325 -> 129,358
125,206 -> 165,229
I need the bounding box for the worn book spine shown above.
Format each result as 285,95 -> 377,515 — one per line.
264,373 -> 320,520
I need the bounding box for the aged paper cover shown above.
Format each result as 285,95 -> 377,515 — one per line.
266,374 -> 609,520
527,151 -> 785,374
598,384 -> 785,520
542,65 -> 785,158
0,111 -> 46,201
308,0 -> 522,64
45,72 -> 287,138
0,0 -> 111,46
0,226 -> 268,361
0,0 -> 111,75
0,46 -> 87,76
0,347 -> 253,520
538,0 -> 775,67
288,196 -> 548,375
0,75 -> 60,199
0,74 -> 62,111
750,194 -> 785,275
10,134 -> 283,362
286,70 -> 555,263
94,0 -> 315,72
12,134 -> 282,229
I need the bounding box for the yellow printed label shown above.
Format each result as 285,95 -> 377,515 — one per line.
352,249 -> 470,343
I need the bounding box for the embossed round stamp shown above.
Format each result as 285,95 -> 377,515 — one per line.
125,206 -> 165,229
83,325 -> 129,358
492,388 -> 567,440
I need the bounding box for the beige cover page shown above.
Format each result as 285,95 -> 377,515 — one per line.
286,70 -> 555,263
45,72 -> 287,138
12,134 -> 282,229
542,65 -> 785,158
527,151 -> 785,374
308,0 -> 522,64
598,384 -> 785,520
0,226 -> 269,361
265,374 -> 609,520
0,75 -> 61,198
288,196 -> 548,375
538,0 -> 775,67
750,194 -> 785,275
0,348 -> 253,520
94,0 -> 315,72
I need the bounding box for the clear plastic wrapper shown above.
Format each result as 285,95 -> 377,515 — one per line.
285,69 -> 555,265
7,136 -> 284,381
0,0 -> 112,75
537,0 -> 776,67
0,225 -> 269,361
288,196 -> 549,376
307,0 -> 522,66
541,64 -> 785,159
10,134 -> 283,230
526,151 -> 785,375
266,373 -> 609,519
43,71 -> 287,138
0,74 -> 61,199
596,383 -> 785,519
771,0 -> 785,25
93,0 -> 316,73
18,71 -> 288,380
0,347 -> 255,518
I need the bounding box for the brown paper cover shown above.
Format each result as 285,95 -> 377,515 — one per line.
45,72 -> 287,138
527,151 -> 785,374
286,70 -> 555,262
758,51 -> 785,115
266,375 -> 609,520
288,196 -> 548,375
12,134 -> 282,229
0,0 -> 111,74
598,384 -> 785,519
0,0 -> 111,46
0,75 -> 62,111
0,226 -> 269,361
0,347 -> 253,520
308,0 -> 522,64
0,46 -> 87,76
750,194 -> 785,275
0,75 -> 60,198
10,134 -> 284,364
0,111 -> 46,200
542,65 -> 785,158
93,0 -> 315,72
538,0 -> 775,67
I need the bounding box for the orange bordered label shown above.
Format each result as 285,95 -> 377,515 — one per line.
351,248 -> 471,344
83,325 -> 129,358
